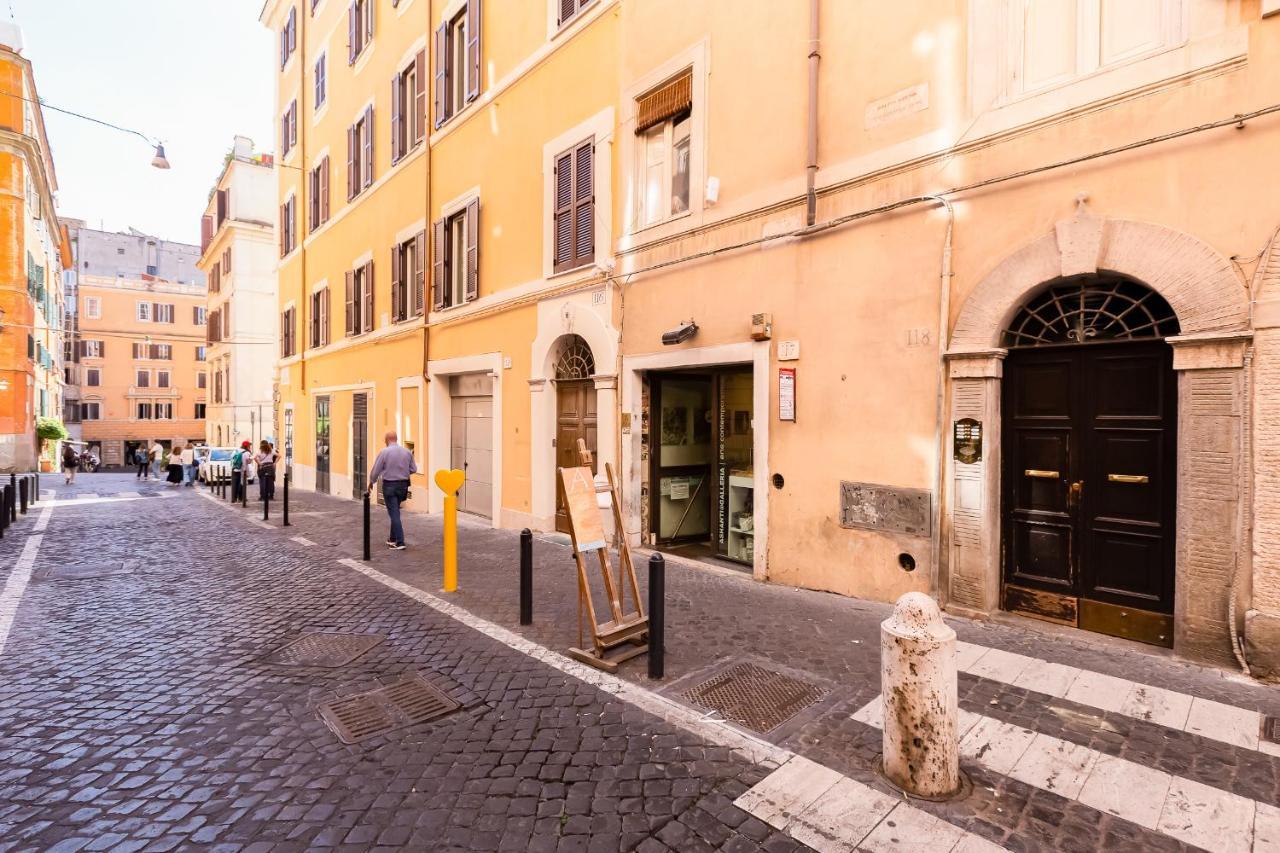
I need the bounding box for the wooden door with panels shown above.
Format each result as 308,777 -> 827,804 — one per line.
553,336 -> 597,534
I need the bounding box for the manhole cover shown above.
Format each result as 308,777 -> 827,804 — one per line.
1263,716 -> 1280,744
683,662 -> 828,734
263,632 -> 384,667
318,674 -> 459,744
44,562 -> 135,580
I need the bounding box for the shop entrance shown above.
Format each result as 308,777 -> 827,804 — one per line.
1000,276 -> 1179,647
649,368 -> 754,566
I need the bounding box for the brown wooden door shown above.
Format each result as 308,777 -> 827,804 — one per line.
1002,341 -> 1176,646
555,380 -> 597,533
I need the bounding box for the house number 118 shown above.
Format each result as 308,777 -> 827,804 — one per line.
906,328 -> 931,347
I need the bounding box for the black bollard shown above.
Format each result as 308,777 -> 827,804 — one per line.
362,491 -> 371,561
519,528 -> 533,625
32,473 -> 38,504
263,488 -> 269,521
242,472 -> 248,509
648,553 -> 665,680
282,473 -> 290,527
3,485 -> 10,528
229,470 -> 238,503
19,477 -> 27,515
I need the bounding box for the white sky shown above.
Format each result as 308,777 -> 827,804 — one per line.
15,0 -> 274,246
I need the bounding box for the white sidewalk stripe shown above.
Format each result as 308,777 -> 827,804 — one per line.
290,536 -> 316,546
854,696 -> 1267,852
31,503 -> 53,533
0,535 -> 43,656
955,641 -> 1271,756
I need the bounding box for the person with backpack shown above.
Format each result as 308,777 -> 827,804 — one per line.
61,443 -> 79,485
231,440 -> 251,502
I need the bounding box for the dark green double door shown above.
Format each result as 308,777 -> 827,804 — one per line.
1002,341 -> 1177,646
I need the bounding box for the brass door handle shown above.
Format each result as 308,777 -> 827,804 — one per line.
1108,473 -> 1149,484
1024,469 -> 1059,479
1068,480 -> 1084,509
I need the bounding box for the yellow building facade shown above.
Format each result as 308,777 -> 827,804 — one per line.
0,35 -> 67,472
263,1 -> 1280,672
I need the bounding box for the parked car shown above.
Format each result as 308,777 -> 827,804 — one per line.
198,447 -> 256,485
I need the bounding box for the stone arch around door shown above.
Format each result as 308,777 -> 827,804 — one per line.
529,296 -> 619,531
944,209 -> 1251,667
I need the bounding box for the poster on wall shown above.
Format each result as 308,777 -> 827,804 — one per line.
778,368 -> 796,422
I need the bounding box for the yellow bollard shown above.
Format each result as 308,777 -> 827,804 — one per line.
434,469 -> 465,592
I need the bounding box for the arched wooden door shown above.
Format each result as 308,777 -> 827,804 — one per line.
553,336 -> 597,533
1000,276 -> 1180,647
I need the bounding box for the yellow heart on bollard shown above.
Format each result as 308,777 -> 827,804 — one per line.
434,468 -> 465,495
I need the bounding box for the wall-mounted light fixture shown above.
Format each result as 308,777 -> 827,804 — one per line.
661,320 -> 698,346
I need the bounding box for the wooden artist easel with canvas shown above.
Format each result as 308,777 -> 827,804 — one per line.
558,439 -> 648,672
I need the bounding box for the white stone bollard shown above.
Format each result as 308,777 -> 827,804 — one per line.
880,591 -> 960,798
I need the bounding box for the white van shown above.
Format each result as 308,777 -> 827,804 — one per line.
198,447 -> 256,485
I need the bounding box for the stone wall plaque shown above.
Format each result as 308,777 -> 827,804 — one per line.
839,482 -> 931,537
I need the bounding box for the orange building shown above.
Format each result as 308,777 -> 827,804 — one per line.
76,229 -> 207,467
0,26 -> 69,472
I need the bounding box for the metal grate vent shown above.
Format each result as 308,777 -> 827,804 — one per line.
683,662 -> 828,734
44,562 -> 135,580
263,632 -> 384,667
1262,716 -> 1280,745
318,674 -> 459,744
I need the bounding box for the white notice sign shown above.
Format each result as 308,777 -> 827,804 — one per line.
779,368 -> 796,422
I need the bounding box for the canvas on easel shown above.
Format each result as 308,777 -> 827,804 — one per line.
558,441 -> 648,672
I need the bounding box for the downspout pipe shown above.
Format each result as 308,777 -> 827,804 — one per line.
926,196 -> 954,601
805,0 -> 819,226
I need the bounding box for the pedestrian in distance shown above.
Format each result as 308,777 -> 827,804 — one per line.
150,441 -> 164,480
166,445 -> 185,486
366,430 -> 417,550
135,446 -> 150,480
255,440 -> 278,502
61,443 -> 78,485
180,444 -> 198,487
231,440 -> 251,503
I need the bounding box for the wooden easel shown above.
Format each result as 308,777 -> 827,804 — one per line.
558,440 -> 648,672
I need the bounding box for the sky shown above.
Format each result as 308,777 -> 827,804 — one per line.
13,0 -> 274,246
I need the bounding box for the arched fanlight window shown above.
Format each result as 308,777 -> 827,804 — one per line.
554,335 -> 595,380
1002,276 -> 1180,348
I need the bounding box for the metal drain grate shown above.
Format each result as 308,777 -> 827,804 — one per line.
1263,716 -> 1280,745
44,562 -> 135,580
683,662 -> 828,734
318,674 -> 459,744
263,632 -> 384,667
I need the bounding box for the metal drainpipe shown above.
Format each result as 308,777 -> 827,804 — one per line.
805,0 -> 819,226
926,196 -> 954,601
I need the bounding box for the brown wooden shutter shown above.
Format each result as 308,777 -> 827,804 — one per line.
413,50 -> 427,145
636,70 -> 692,134
289,102 -> 298,150
308,167 -> 318,231
200,215 -> 213,253
574,141 -> 594,265
362,106 -> 374,189
319,156 -> 330,222
322,287 -> 330,344
281,311 -> 288,357
434,23 -> 447,127
558,0 -> 576,25
344,270 -> 355,335
552,150 -> 573,272
413,230 -> 426,315
364,0 -> 374,43
465,198 -> 479,303
347,2 -> 358,64
390,244 -> 403,321
279,203 -> 286,256
362,261 -> 375,332
390,73 -> 402,164
288,7 -> 297,52
225,246 -> 232,273
346,125 -> 356,199
466,0 -> 481,103
432,219 -> 446,310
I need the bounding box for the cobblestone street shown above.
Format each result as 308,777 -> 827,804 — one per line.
2,473 -> 1280,851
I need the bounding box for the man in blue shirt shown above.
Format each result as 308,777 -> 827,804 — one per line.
367,431 -> 418,549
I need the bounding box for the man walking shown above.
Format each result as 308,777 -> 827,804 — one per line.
135,446 -> 150,479
366,431 -> 417,550
180,444 -> 198,487
150,441 -> 164,480
62,443 -> 79,485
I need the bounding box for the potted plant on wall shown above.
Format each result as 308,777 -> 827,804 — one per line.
35,416 -> 67,473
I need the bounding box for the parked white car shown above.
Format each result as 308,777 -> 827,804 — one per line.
198,447 -> 256,484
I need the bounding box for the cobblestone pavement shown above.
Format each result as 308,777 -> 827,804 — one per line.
0,475 -> 801,852
213,474 -> 1280,851
4,473 -> 1280,851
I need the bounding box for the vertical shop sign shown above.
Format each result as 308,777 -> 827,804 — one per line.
778,368 -> 796,422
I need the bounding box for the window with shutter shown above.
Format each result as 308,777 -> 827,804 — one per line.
348,1 -> 358,64
200,215 -> 213,253
391,244 -> 404,321
320,156 -> 330,223
223,247 -> 232,274
557,0 -> 595,27
434,23 -> 447,128
466,0 -> 481,103
432,219 -> 446,310
346,124 -> 357,200
636,70 -> 694,227
315,53 -> 327,107
465,198 -> 479,303
361,106 -> 374,189
391,73 -> 403,164
413,51 -> 427,146
362,261 -> 375,332
345,270 -> 356,336
413,230 -> 426,315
